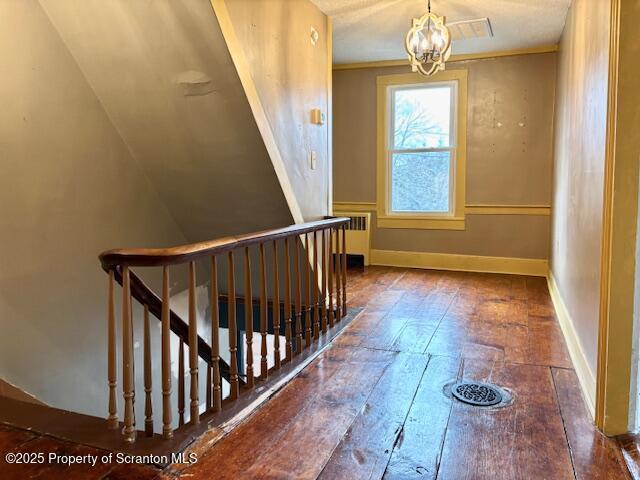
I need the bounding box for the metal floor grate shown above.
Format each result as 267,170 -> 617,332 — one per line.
451,381 -> 503,407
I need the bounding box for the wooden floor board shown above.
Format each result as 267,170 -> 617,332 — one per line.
180,346 -> 358,477
383,355 -> 462,480
528,316 -> 572,368
0,425 -> 35,453
184,347 -> 395,479
436,360 -> 576,480
552,368 -> 630,479
3,267 -> 628,479
391,321 -> 438,354
0,435 -> 161,480
319,352 -> 430,480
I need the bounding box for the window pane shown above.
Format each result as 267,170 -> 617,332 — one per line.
393,86 -> 452,149
391,151 -> 450,213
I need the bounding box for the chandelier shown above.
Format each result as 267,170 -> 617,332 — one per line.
405,0 -> 452,76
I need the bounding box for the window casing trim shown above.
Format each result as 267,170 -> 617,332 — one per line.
376,70 -> 468,230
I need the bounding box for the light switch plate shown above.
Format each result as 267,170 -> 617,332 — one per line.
310,150 -> 317,170
311,108 -> 324,125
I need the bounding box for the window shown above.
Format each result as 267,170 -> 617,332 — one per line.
377,71 -> 467,230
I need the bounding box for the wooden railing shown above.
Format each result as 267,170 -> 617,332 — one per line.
99,217 -> 349,443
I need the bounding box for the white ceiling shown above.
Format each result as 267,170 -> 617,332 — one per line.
311,0 -> 572,64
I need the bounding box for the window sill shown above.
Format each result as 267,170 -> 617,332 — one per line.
377,215 -> 466,230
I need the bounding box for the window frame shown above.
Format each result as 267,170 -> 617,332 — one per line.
376,70 -> 468,230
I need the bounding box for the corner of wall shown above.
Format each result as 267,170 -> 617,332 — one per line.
209,0 -> 305,225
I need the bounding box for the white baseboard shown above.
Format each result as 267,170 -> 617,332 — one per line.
547,272 -> 597,418
370,249 -> 548,277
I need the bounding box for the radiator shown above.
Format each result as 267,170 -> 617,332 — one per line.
334,211 -> 371,265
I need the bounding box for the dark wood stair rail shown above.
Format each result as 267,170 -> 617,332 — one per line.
99,217 -> 349,444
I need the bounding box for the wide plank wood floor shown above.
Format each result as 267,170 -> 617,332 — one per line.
0,424 -> 163,480
0,267 -> 629,479
177,267 -> 630,480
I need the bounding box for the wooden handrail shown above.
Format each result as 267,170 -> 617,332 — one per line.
99,217 -> 349,268
100,217 -> 350,443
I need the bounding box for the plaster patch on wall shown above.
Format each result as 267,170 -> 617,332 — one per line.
177,70 -> 216,96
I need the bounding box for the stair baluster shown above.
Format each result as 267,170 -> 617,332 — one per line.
143,304 -> 153,436
294,237 -> 303,354
211,257 -> 222,412
188,262 -> 199,425
284,237 -> 293,361
161,266 -> 172,438
304,233 -> 312,347
321,229 -> 328,334
334,228 -> 342,320
259,243 -> 268,378
244,247 -> 254,388
107,270 -> 118,430
178,339 -> 185,426
341,225 -> 347,317
328,229 -> 335,328
228,252 -> 239,400
271,241 -> 281,370
121,266 -> 136,443
313,231 -> 320,340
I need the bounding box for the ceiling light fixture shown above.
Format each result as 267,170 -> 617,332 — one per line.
405,0 -> 452,76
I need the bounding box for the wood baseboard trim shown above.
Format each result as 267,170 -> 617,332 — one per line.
547,272 -> 597,419
370,249 -> 548,277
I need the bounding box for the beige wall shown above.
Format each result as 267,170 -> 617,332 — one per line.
41,0 -> 293,242
0,1 -> 188,417
550,0 -> 611,377
225,0 -> 331,221
0,0 -> 321,420
333,53 -> 556,258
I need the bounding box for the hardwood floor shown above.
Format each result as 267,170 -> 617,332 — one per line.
177,266 -> 630,480
0,266 -> 630,479
0,424 -> 163,480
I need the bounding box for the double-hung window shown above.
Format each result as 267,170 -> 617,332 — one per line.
377,70 -> 467,229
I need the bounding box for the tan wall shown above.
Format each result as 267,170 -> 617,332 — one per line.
0,1 -> 188,417
550,0 -> 611,376
333,53 -> 556,258
1,0 -> 320,421
225,0 -> 331,221
40,0 -> 293,242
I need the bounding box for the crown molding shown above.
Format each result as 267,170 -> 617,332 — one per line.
333,44 -> 559,71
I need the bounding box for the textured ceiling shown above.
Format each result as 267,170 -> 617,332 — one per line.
311,0 -> 572,64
